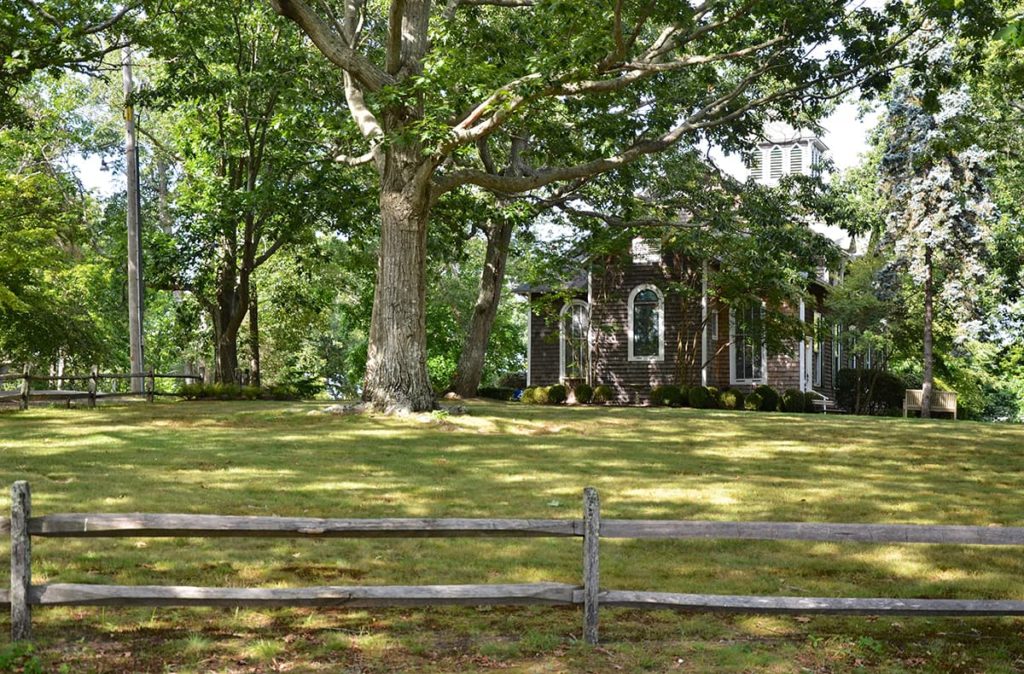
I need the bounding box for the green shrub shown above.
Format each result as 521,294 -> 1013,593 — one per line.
677,385 -> 691,407
592,385 -> 614,404
754,385 -> 780,412
706,386 -> 720,409
744,391 -> 763,411
521,386 -> 550,404
650,385 -> 682,407
688,385 -> 711,409
719,388 -> 745,410
573,383 -> 594,404
782,388 -> 806,413
803,391 -> 818,413
835,368 -> 906,415
519,387 -> 535,404
177,383 -> 204,400
241,385 -> 261,400
547,384 -> 568,404
478,386 -> 515,401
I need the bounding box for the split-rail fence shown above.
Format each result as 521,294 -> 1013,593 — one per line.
5,482 -> 1024,645
0,366 -> 199,409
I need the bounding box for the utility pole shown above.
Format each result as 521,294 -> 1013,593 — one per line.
123,46 -> 144,392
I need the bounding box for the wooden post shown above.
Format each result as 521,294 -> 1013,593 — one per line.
19,364 -> 30,411
88,366 -> 98,408
582,486 -> 600,645
146,368 -> 155,403
11,481 -> 32,641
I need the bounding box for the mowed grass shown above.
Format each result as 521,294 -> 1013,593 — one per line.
1,400 -> 1024,672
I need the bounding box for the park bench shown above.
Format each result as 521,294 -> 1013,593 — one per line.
904,389 -> 958,419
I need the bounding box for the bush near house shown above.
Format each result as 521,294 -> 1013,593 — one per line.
719,388 -> 745,411
754,385 -> 781,412
803,391 -> 818,413
744,391 -> 763,411
572,383 -> 594,404
836,369 -> 907,415
707,386 -> 721,408
782,389 -> 807,413
592,385 -> 614,404
478,387 -> 516,401
547,384 -> 568,404
689,385 -> 716,409
650,385 -> 683,407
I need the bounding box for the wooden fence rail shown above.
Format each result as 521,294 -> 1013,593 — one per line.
6,481 -> 1024,644
0,366 -> 200,410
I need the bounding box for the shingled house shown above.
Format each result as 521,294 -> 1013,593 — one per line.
520,132 -> 851,405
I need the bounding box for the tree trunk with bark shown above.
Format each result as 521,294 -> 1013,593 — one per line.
920,245 -> 934,418
362,145 -> 436,413
450,217 -> 514,397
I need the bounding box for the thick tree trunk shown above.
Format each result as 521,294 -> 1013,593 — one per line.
451,217 -> 514,397
920,245 -> 934,419
362,148 -> 435,413
249,283 -> 261,388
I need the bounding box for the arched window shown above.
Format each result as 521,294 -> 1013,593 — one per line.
769,146 -> 783,179
628,285 -> 664,361
749,148 -> 763,181
560,301 -> 589,381
790,145 -> 803,175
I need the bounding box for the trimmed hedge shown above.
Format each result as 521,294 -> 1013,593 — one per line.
547,384 -> 568,404
650,385 -> 683,407
573,383 -> 594,404
478,386 -> 515,401
688,385 -> 714,409
803,391 -> 818,413
719,388 -> 745,411
781,388 -> 806,413
836,368 -> 906,415
593,385 -> 614,404
744,392 -> 763,411
753,385 -> 781,412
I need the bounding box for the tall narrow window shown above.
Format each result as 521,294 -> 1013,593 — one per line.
750,149 -> 763,182
790,145 -> 803,175
730,304 -> 765,384
560,301 -> 589,381
769,146 -> 783,179
628,285 -> 664,361
813,314 -> 823,387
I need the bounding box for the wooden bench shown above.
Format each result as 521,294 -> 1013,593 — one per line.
904,389 -> 957,419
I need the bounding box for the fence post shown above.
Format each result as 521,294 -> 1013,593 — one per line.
19,365 -> 30,411
582,486 -> 600,645
11,481 -> 32,641
88,366 -> 98,408
146,368 -> 155,403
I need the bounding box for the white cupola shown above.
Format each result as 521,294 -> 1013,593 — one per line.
748,125 -> 828,186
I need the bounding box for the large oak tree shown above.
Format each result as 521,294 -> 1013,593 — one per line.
268,0 -> 997,412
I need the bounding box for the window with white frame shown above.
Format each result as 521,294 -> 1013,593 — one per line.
628,285 -> 664,361
813,314 -> 823,387
730,304 -> 766,384
631,237 -> 660,265
749,148 -> 763,181
769,146 -> 783,179
790,145 -> 803,174
560,300 -> 589,381
832,323 -> 843,382
709,304 -> 719,341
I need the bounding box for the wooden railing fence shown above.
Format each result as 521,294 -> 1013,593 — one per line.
5,482 -> 1024,644
0,366 -> 199,410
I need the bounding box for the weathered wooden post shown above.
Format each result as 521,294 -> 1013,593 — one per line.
146,368 -> 155,403
582,486 -> 600,645
88,366 -> 98,408
11,481 -> 32,641
18,365 -> 30,411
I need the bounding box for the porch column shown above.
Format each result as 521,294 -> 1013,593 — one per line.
798,299 -> 806,392
701,261 -> 709,387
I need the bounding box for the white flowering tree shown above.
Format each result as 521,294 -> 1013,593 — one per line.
880,73 -> 999,417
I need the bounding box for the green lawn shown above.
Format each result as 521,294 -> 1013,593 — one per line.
2,401 -> 1024,672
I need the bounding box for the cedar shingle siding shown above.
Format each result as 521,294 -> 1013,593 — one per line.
526,255 -> 838,404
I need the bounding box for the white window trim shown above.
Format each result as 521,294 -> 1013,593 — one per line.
728,306 -> 768,386
813,314 -> 823,388
559,300 -> 590,382
627,284 -> 664,362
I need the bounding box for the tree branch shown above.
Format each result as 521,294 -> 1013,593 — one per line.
268,0 -> 393,91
